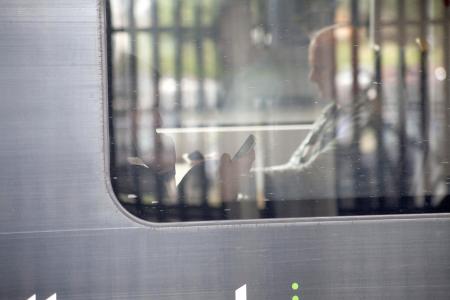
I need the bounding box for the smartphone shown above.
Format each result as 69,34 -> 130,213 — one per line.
232,134 -> 255,160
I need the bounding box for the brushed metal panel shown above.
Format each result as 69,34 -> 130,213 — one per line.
1,218 -> 449,299
0,1 -> 449,300
0,0 -> 133,232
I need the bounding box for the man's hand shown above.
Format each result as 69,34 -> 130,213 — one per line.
218,149 -> 255,202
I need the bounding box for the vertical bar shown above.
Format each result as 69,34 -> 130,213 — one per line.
444,0 -> 450,199
173,0 -> 185,220
151,0 -> 166,221
329,33 -> 337,101
418,0 -> 430,207
194,0 -> 209,219
397,0 -> 408,206
350,0 -> 362,210
350,0 -> 360,99
372,0 -> 386,210
128,0 -> 143,216
151,0 -> 161,108
174,0 -> 184,127
194,0 -> 206,109
330,25 -> 342,212
200,162 -> 210,220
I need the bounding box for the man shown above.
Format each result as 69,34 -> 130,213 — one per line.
219,25 -> 375,209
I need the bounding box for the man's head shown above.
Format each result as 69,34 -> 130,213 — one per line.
308,26 -> 338,100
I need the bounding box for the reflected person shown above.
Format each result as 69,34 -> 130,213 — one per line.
220,25 -> 376,206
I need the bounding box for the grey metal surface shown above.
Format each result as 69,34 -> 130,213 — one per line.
1,219 -> 450,299
0,1 -> 449,299
0,0 -> 132,232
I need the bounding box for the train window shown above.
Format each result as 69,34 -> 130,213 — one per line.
106,0 -> 450,222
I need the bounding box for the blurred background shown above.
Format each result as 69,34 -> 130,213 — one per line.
107,0 -> 450,221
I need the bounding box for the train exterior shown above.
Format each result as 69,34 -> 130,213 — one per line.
1,1 -> 450,299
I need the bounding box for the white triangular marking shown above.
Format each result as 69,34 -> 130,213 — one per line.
46,293 -> 57,300
26,295 -> 36,300
235,284 -> 247,300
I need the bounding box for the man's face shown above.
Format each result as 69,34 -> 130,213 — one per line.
308,38 -> 334,100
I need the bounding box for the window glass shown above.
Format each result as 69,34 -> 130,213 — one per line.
107,0 -> 450,222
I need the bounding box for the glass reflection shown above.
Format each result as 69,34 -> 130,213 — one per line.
107,0 -> 450,222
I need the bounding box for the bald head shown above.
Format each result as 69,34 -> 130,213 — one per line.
308,26 -> 338,101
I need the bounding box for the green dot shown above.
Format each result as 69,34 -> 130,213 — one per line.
292,296 -> 299,300
291,282 -> 299,291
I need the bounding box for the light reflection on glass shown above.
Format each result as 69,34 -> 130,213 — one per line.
107,0 -> 450,222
